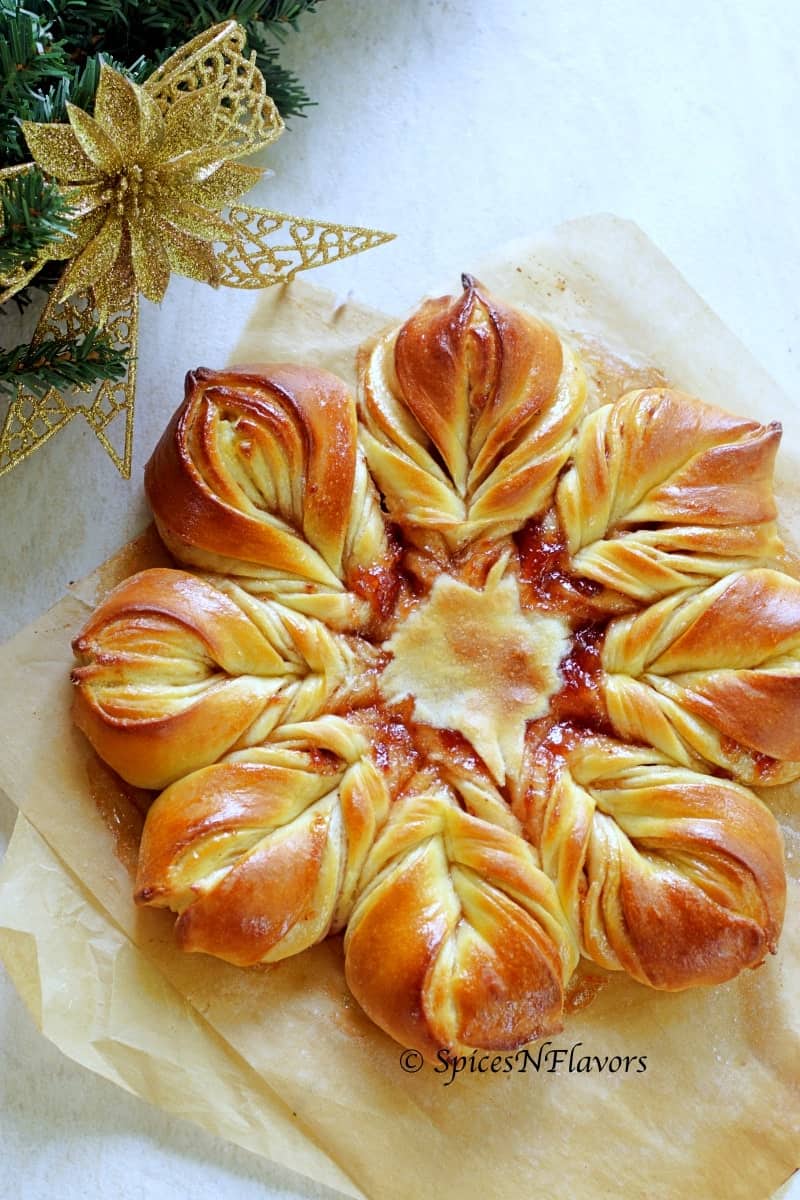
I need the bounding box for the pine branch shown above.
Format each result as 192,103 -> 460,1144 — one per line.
0,328 -> 128,398
0,168 -> 72,278
0,2 -> 70,99
30,50 -> 151,122
2,49 -> 150,165
43,0 -> 324,119
0,2 -> 72,162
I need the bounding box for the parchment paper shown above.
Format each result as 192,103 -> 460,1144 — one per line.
0,216 -> 798,1200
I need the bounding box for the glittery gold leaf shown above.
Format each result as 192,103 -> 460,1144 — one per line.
143,21 -> 284,155
21,63 -> 261,311
217,206 -> 398,287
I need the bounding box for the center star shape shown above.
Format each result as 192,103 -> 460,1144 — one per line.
379,557 -> 571,785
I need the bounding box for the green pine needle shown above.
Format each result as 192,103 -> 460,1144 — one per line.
0,2 -> 70,161
0,169 -> 73,278
0,328 -> 128,399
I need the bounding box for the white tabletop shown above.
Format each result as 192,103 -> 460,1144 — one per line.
2,1 -> 799,1195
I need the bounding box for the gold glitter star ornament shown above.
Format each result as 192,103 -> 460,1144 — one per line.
0,21 -> 394,477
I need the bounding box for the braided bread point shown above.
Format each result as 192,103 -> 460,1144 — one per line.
135,717 -> 390,966
72,568 -> 378,789
358,275 -> 586,548
344,779 -> 579,1058
522,735 -> 785,989
556,388 -> 782,601
145,364 -> 398,632
602,568 -> 800,784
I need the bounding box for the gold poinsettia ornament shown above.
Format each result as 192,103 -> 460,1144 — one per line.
22,59 -> 276,319
0,21 -> 394,477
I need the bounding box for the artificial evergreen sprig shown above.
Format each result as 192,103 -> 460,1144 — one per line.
0,2 -> 151,163
0,168 -> 72,278
0,327 -> 128,398
24,51 -> 151,126
0,1 -> 71,162
44,0 -> 324,120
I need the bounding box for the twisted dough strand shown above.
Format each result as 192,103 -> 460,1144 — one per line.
72,568 -> 379,789
602,569 -> 800,783
344,776 -> 578,1056
358,275 -> 586,547
521,734 -> 785,989
557,389 -> 782,600
136,717 -> 390,966
145,364 -> 397,631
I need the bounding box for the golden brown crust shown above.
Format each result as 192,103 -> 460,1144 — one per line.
557,388 -> 782,600
135,718 -> 390,966
602,569 -> 800,782
520,734 -> 786,989
71,568 -> 379,790
145,364 -> 398,631
358,275 -> 586,547
344,779 -> 578,1056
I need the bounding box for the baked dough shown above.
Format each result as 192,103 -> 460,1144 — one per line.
519,732 -> 785,987
71,276 -> 794,1056
144,363 -> 397,631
